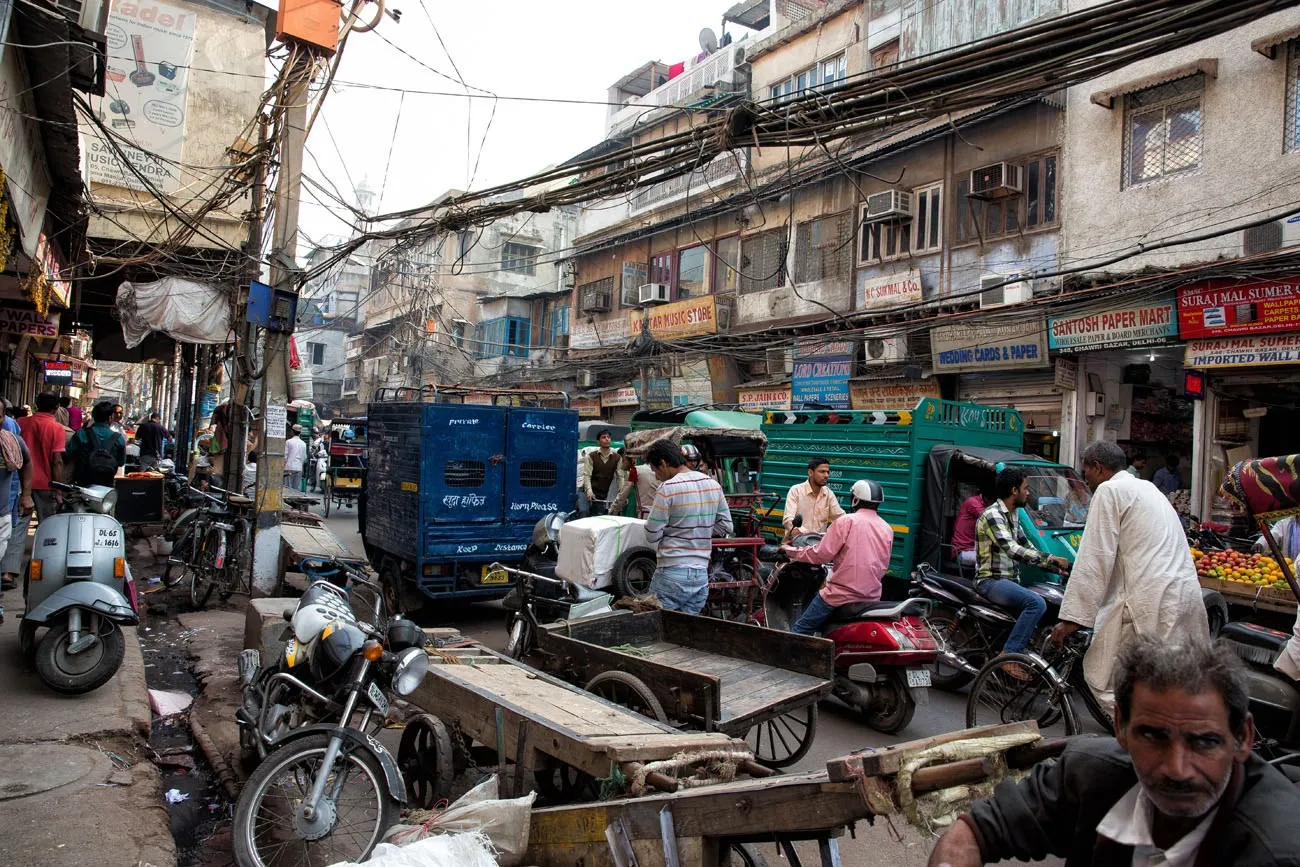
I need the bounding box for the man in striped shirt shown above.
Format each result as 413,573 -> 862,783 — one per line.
642,439 -> 733,614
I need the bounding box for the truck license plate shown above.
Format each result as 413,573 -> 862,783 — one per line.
906,668 -> 931,688
481,565 -> 509,585
366,681 -> 388,715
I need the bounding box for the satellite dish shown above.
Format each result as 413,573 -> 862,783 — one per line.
699,27 -> 719,54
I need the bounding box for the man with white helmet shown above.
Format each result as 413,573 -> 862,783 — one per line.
780,478 -> 895,636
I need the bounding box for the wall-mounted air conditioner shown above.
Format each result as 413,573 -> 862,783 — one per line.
638,283 -> 671,305
576,369 -> 595,388
979,273 -> 1032,309
764,347 -> 792,375
863,190 -> 913,223
969,162 -> 1023,198
1242,214 -> 1300,256
864,336 -> 907,364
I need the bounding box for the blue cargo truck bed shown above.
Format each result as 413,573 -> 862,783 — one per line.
364,401 -> 578,603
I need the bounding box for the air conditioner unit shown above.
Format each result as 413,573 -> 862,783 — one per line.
1242,215 -> 1300,256
581,286 -> 610,313
576,369 -> 596,388
979,273 -> 1032,309
864,336 -> 907,365
765,347 -> 792,376
864,190 -> 913,223
639,283 -> 671,305
554,334 -> 570,350
969,162 -> 1023,199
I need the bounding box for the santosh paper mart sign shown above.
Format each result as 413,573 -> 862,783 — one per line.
86,0 -> 196,194
628,296 -> 717,340
931,317 -> 1049,373
1048,297 -> 1177,351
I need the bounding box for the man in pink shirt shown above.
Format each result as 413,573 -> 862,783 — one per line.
781,478 -> 894,636
950,489 -> 990,578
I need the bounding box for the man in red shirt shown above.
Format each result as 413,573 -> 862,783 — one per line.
18,392 -> 67,521
950,489 -> 990,578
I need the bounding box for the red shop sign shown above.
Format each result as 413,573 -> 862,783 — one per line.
1177,277 -> 1300,339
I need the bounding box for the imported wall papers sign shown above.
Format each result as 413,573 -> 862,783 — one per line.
1184,334 -> 1300,368
856,270 -> 923,312
931,317 -> 1049,373
628,296 -> 717,340
85,0 -> 196,194
1178,278 -> 1300,339
1048,297 -> 1177,351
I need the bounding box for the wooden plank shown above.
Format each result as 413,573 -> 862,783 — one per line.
721,671 -> 825,722
556,610 -> 665,647
584,733 -> 747,763
825,721 -> 1039,780
716,682 -> 830,736
661,609 -> 835,680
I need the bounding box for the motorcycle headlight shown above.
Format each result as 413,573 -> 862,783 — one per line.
391,646 -> 428,696
547,513 -> 566,543
99,489 -> 119,514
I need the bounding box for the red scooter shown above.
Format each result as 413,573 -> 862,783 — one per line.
760,519 -> 938,733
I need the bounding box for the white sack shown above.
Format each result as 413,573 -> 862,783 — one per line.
383,776 -> 534,867
556,515 -> 650,589
328,831 -> 498,867
117,278 -> 235,348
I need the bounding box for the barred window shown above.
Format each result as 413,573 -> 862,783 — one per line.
444,461 -> 486,488
1123,76 -> 1204,188
501,242 -> 540,275
519,461 -> 558,488
1287,41 -> 1300,153
739,228 -> 788,294
794,212 -> 852,283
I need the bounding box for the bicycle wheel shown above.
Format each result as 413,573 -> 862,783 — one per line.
219,517 -> 252,601
190,524 -> 223,610
163,524 -> 195,587
1069,664 -> 1115,734
965,652 -> 1079,737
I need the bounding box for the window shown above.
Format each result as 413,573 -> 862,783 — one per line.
769,52 -> 847,103
650,251 -> 674,287
820,54 -> 847,88
456,230 -> 473,260
740,228 -> 788,293
501,242 -> 540,275
912,183 -> 943,253
713,236 -> 741,295
475,317 -> 531,358
519,460 -> 558,487
451,321 -> 466,349
1123,76 -> 1204,187
870,39 -> 899,71
306,342 -> 326,366
579,277 -> 615,313
676,245 -> 709,298
444,460 -> 485,488
1287,41 -> 1300,152
954,153 -> 1058,244
795,213 -> 853,282
858,213 -> 910,263
551,306 -> 570,344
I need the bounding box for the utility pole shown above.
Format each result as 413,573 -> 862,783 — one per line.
250,54 -> 313,597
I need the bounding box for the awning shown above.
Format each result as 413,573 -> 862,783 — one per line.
724,0 -> 770,30
1253,25 -> 1300,59
1089,59 -> 1217,109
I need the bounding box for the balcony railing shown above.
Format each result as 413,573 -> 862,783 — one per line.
608,43 -> 746,136
629,149 -> 749,214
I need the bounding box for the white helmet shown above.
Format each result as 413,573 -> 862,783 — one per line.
850,479 -> 884,508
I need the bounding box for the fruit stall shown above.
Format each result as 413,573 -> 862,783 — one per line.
1192,547 -> 1298,615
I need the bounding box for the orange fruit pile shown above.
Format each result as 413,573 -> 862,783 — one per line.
1194,549 -> 1295,589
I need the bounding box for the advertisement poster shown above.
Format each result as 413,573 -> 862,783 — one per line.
0,40 -> 51,256
930,318 -> 1049,373
570,314 -> 629,350
1184,334 -> 1300,368
849,379 -> 941,410
792,357 -> 852,408
1048,297 -> 1177,351
737,386 -> 791,412
86,0 -> 196,194
1177,278 -> 1300,339
857,270 -> 923,313
645,377 -> 673,410
628,296 -> 717,340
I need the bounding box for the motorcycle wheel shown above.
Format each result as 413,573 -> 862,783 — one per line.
34,619 -> 125,694
611,549 -> 656,598
858,670 -> 916,734
233,733 -> 395,867
505,615 -> 532,660
926,604 -> 983,692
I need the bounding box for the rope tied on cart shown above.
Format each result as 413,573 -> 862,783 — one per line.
894,731 -> 1042,836
627,748 -> 753,796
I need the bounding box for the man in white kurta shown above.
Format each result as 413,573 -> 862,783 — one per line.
1051,442 -> 1208,711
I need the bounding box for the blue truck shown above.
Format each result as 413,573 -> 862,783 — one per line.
362,400 -> 578,609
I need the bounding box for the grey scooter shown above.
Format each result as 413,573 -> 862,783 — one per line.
20,481 -> 139,694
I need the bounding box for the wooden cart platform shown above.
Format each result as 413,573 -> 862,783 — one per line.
277,523 -> 366,593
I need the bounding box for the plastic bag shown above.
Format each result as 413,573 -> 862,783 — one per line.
327,831 -> 498,867
384,776 -> 534,867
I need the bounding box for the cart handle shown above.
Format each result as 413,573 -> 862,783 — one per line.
487,562 -> 564,586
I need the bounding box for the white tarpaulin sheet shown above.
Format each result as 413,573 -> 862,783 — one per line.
117,278 -> 234,347
556,515 -> 650,589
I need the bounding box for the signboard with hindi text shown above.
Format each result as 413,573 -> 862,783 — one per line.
849,379 -> 941,410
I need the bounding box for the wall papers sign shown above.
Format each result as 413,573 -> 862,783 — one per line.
85,0 -> 196,194
0,307 -> 57,337
1184,334 -> 1300,368
1048,298 -> 1177,351
629,295 -> 717,340
570,314 -> 629,350
737,386 -> 791,412
601,386 -> 640,407
849,379 -> 941,410
1178,278 -> 1300,339
931,318 -> 1049,373
792,357 -> 852,408
857,269 -> 923,312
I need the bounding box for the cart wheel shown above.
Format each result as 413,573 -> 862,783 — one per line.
585,670 -> 668,722
723,843 -> 771,867
744,703 -> 818,769
398,713 -> 455,809
533,758 -> 596,804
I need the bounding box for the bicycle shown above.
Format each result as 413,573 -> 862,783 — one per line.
965,629 -> 1114,737
188,485 -> 253,610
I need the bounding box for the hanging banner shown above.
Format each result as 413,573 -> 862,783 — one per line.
601,386 -> 640,407
737,386 -> 791,412
0,40 -> 51,257
629,295 -> 717,340
1178,277 -> 1300,339
571,398 -> 602,417
0,307 -> 58,337
849,379 -> 941,410
570,314 -> 629,350
857,269 -> 923,312
1048,297 -> 1177,351
792,357 -> 852,408
931,317 -> 1049,373
1184,334 -> 1300,368
85,0 -> 196,194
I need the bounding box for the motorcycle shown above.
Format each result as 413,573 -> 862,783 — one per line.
498,561 -> 615,659
232,556 -> 429,866
20,481 -> 139,694
761,522 -> 939,733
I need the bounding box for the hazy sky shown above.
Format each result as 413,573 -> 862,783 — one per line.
299,1 -> 750,246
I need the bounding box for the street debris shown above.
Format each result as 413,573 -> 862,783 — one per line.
149,688 -> 194,717
165,788 -> 191,805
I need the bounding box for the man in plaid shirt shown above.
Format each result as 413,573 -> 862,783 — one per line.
976,466 -> 1070,669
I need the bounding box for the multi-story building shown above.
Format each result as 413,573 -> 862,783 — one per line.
299,238 -> 370,412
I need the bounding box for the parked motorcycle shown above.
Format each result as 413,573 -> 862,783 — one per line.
498,561 -> 615,659
760,526 -> 939,733
232,556 -> 429,866
20,481 -> 139,694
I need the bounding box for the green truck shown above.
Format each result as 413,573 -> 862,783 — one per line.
759,399 -> 1090,594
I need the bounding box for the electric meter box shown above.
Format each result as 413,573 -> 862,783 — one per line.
247,281 -> 299,333
276,0 -> 341,53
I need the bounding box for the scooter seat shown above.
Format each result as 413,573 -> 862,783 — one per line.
823,598 -> 926,628
1220,621 -> 1289,664
570,584 -> 609,603
227,494 -> 254,506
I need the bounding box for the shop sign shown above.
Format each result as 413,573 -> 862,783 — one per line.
849,379 -> 941,410
1054,356 -> 1077,391
857,269 -> 923,313
792,357 -> 852,409
601,386 -> 640,407
671,376 -> 712,407
463,393 -> 494,405
35,233 -> 71,308
571,398 -> 602,417
795,339 -> 857,360
1177,277 -> 1300,339
1047,298 -> 1177,351
42,360 -> 72,384
570,314 -> 629,350
1184,334 -> 1300,368
930,317 -> 1049,373
645,377 -> 673,410
621,262 -> 647,294
0,306 -> 57,337
737,386 -> 791,412
628,295 -> 717,340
